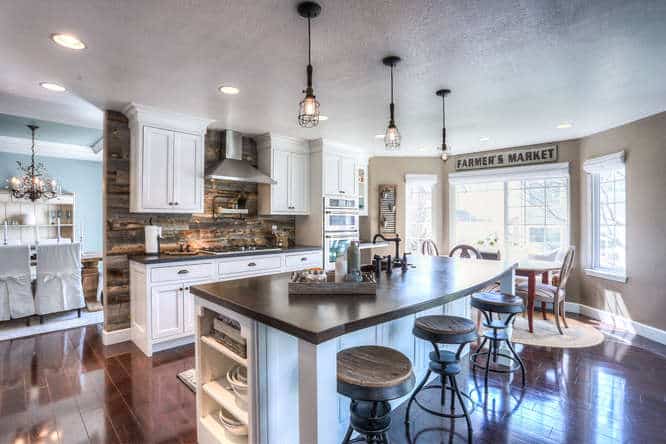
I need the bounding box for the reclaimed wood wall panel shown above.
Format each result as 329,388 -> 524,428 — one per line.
103,111 -> 295,331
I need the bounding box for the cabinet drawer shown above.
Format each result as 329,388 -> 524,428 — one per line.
284,251 -> 322,271
219,255 -> 282,277
150,263 -> 213,283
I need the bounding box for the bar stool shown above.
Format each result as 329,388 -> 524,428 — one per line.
470,292 -> 526,387
405,315 -> 477,441
338,345 -> 415,443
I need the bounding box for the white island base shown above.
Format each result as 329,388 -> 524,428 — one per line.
194,270 -> 514,444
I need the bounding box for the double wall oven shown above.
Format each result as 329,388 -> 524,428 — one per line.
323,195 -> 359,270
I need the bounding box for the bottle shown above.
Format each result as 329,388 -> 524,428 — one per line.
346,241 -> 362,282
334,245 -> 348,283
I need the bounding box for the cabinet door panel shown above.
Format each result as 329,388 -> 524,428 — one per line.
151,284 -> 183,339
324,153 -> 340,195
290,152 -> 309,212
172,132 -> 202,212
338,156 -> 357,196
142,127 -> 172,210
272,150 -> 290,212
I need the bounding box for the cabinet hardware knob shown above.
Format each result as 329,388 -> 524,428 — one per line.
248,262 -> 257,267
177,269 -> 189,274
185,286 -> 190,290
174,202 -> 179,205
301,257 -> 307,261
339,191 -> 345,194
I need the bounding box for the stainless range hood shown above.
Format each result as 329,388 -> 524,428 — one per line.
206,130 -> 276,184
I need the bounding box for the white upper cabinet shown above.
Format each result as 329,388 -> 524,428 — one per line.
339,156 -> 358,195
125,103 -> 212,213
323,151 -> 357,196
257,134 -> 310,215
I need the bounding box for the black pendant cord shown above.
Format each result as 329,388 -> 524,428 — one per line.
441,95 -> 447,150
305,16 -> 314,95
389,65 -> 395,125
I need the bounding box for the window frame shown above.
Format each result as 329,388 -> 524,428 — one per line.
584,151 -> 627,282
448,162 -> 571,259
404,174 -> 438,255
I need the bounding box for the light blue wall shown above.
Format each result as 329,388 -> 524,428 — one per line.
0,152 -> 103,252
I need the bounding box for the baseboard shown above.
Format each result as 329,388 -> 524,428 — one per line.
565,302 -> 666,346
102,327 -> 131,345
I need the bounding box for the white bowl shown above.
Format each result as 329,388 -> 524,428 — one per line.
226,365 -> 248,406
218,409 -> 248,436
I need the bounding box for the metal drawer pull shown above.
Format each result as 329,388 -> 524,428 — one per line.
177,269 -> 190,274
248,262 -> 257,267
301,257 -> 308,261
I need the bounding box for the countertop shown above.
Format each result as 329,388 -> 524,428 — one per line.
129,245 -> 321,265
191,256 -> 516,344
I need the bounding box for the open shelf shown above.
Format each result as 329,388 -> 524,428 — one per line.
202,380 -> 249,425
201,335 -> 248,367
200,415 -> 248,444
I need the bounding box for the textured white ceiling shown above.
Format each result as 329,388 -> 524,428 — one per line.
1,0 -> 665,156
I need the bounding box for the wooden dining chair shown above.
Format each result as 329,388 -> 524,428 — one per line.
420,239 -> 439,256
448,244 -> 482,259
516,247 -> 575,334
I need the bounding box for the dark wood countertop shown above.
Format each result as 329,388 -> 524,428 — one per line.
191,256 -> 516,344
129,245 -> 321,265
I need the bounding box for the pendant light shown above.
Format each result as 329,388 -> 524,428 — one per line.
383,56 -> 401,150
297,1 -> 322,128
436,89 -> 451,161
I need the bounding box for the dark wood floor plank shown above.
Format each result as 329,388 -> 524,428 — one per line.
0,314 -> 664,443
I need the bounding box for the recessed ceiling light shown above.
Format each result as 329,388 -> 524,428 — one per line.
50,33 -> 86,50
374,134 -> 385,139
318,115 -> 328,121
556,122 -> 573,129
479,137 -> 490,142
39,82 -> 66,92
218,85 -> 240,95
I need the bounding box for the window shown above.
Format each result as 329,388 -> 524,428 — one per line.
405,174 -> 437,254
584,152 -> 626,281
450,163 -> 569,260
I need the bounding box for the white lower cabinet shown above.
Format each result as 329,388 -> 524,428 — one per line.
130,249 -> 322,357
151,283 -> 183,340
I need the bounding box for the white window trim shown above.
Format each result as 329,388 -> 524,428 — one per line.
405,174 -> 437,254
405,174 -> 438,185
584,151 -> 627,282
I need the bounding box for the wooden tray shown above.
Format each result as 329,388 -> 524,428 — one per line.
288,272 -> 377,295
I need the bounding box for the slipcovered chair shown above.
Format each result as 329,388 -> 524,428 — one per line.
0,245 -> 35,322
516,247 -> 575,334
35,243 -> 84,321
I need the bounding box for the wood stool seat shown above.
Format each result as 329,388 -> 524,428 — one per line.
471,292 -> 524,314
413,315 -> 477,344
338,346 -> 416,443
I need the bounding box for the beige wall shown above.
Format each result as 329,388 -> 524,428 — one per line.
578,112 -> 666,331
365,111 -> 666,331
361,157 -> 445,258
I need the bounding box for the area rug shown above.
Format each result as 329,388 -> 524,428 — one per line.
510,315 -> 605,348
177,368 -> 197,393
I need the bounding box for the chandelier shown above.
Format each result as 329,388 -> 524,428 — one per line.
7,125 -> 59,201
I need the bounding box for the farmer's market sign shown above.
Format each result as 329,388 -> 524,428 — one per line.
455,145 -> 558,171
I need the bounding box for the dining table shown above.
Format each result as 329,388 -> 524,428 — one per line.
515,259 -> 562,333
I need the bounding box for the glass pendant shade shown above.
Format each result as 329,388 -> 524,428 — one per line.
385,123 -> 401,150
297,2 -> 322,128
383,56 -> 401,151
298,93 -> 320,128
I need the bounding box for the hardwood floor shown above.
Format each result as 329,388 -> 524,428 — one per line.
0,314 -> 664,443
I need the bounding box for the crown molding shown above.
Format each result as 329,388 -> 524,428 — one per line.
0,136 -> 102,162
122,103 -> 214,135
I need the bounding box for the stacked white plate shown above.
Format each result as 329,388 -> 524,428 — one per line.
218,408 -> 248,436
226,365 -> 248,408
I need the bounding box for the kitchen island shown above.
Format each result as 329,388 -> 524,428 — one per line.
191,255 -> 516,444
